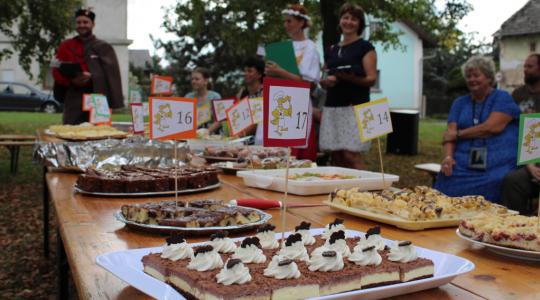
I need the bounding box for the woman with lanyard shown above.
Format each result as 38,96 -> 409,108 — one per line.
319,3 -> 377,169
436,56 -> 520,203
185,67 -> 222,133
264,4 -> 321,161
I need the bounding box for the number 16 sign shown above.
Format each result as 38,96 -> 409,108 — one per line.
263,77 -> 310,147
149,97 -> 197,140
354,97 -> 393,142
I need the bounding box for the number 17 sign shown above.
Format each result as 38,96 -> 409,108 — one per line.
354,97 -> 393,142
149,97 -> 197,140
263,77 -> 310,147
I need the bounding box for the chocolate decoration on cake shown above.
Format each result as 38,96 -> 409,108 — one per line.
241,237 -> 261,249
362,245 -> 376,252
210,231 -> 228,240
194,245 -> 214,256
226,258 -> 242,269
278,258 -> 293,266
166,234 -> 185,245
257,223 -> 276,233
329,218 -> 344,229
435,207 -> 443,217
322,250 -> 337,257
295,221 -> 311,232
365,226 -> 381,239
285,233 -> 302,246
328,230 -> 345,245
330,190 -> 337,199
398,241 -> 412,247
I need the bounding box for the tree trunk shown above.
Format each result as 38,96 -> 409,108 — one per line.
320,0 -> 343,57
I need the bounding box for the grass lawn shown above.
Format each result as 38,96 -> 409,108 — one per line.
0,111 -> 446,298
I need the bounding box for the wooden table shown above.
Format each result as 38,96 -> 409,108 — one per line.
44,171 -> 540,300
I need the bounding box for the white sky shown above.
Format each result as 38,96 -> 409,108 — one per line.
127,0 -> 531,56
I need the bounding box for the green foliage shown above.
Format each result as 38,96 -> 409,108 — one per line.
157,0 -> 472,97
0,0 -> 82,80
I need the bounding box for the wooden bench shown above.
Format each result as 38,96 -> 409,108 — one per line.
0,135 -> 35,174
414,163 -> 441,186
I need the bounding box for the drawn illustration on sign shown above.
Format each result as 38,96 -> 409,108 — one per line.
270,91 -> 292,136
362,109 -> 375,134
154,104 -> 173,131
524,121 -> 540,154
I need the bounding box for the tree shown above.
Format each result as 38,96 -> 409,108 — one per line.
0,0 -> 82,79
156,0 -> 472,96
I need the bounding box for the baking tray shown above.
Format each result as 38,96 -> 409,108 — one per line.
325,201 -> 518,231
74,182 -> 221,197
114,206 -> 272,235
237,167 -> 399,196
456,229 -> 540,261
96,228 -> 475,300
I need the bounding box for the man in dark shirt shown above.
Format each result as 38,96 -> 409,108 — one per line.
501,53 -> 540,215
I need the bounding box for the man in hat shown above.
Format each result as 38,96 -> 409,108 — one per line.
52,8 -> 124,124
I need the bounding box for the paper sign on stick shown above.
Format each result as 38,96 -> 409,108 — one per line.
149,97 -> 197,140
197,104 -> 212,126
212,98 -> 237,122
130,103 -> 145,134
226,97 -> 253,136
263,77 -> 310,147
517,113 -> 540,165
89,94 -> 111,124
150,75 -> 173,95
249,97 -> 264,124
82,93 -> 101,111
354,97 -> 393,142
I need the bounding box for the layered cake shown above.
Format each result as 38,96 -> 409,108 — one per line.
459,213 -> 540,252
330,185 -> 510,221
121,199 -> 262,228
142,220 -> 434,299
77,165 -> 219,194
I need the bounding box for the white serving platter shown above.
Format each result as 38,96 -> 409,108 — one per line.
456,229 -> 540,262
237,167 -> 399,195
97,228 -> 474,300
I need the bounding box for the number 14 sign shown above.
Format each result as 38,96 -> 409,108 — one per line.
354,97 -> 393,142
263,77 -> 310,147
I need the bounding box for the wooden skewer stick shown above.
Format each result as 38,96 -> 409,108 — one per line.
376,137 -> 386,189
280,146 -> 291,248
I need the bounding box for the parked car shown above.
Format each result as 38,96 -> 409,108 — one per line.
0,81 -> 63,113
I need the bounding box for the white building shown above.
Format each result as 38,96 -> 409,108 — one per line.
0,0 -> 131,102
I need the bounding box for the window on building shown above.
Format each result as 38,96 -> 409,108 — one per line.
530,41 -> 537,53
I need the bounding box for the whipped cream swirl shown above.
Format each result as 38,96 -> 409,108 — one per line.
277,240 -> 310,262
308,250 -> 344,272
232,244 -> 266,264
322,223 -> 346,240
348,246 -> 382,266
264,256 -> 301,279
161,242 -> 193,261
366,234 -> 386,251
209,237 -> 237,253
324,239 -> 351,258
297,229 -> 316,246
216,259 -> 252,285
187,248 -> 223,271
388,241 -> 417,263
256,230 -> 279,249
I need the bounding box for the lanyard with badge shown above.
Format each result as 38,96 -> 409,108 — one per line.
468,99 -> 488,170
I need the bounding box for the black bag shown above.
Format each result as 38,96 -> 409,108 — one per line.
53,82 -> 66,103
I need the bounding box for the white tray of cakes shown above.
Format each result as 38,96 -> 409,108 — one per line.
237,167 -> 399,196
97,219 -> 474,300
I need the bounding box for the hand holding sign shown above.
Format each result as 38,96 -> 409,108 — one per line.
226,97 -> 253,136
263,77 -> 310,147
149,97 -> 197,140
354,98 -> 393,142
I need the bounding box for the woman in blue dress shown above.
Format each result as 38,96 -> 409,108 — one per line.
435,56 -> 520,203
